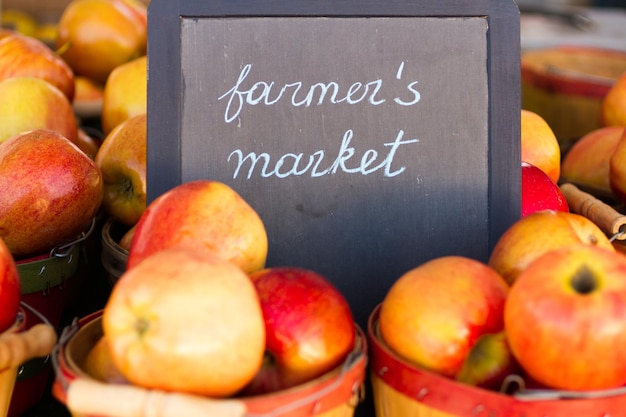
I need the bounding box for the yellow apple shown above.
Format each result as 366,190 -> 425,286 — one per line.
55,0 -> 147,85
488,210 -> 614,285
101,55 -> 146,134
521,109 -> 561,183
102,246 -> 266,397
127,180 -> 268,274
95,113 -> 146,227
0,33 -> 75,101
0,129 -> 103,257
561,126 -> 624,198
0,77 -> 78,145
82,335 -> 129,384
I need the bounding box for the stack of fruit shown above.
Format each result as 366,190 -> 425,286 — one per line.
370,72 -> 626,408
54,180 -> 365,417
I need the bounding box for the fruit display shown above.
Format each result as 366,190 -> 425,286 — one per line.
5,0 -> 626,416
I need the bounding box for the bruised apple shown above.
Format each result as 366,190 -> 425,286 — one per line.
242,267 -> 355,395
488,210 -> 614,285
378,256 -> 512,389
506,245 -> 626,390
0,33 -> 75,101
521,161 -> 568,217
0,237 -> 21,333
0,129 -> 103,257
127,180 -> 268,274
95,113 -> 146,226
102,246 -> 266,397
0,77 -> 78,145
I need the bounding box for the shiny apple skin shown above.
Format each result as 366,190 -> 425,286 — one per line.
521,161 -> 569,217
0,238 -> 21,333
242,267 -> 356,395
0,129 -> 103,257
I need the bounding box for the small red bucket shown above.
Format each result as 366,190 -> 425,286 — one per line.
52,309 -> 368,417
10,220 -> 94,417
368,304 -> 626,417
0,303 -> 57,417
100,218 -> 129,287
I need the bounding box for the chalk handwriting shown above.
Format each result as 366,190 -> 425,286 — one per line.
227,129 -> 419,179
219,62 -> 421,123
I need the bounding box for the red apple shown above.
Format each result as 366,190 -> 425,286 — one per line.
505,244 -> 626,391
0,33 -> 75,101
378,256 -> 511,388
102,246 -> 266,397
0,237 -> 21,333
0,129 -> 103,257
0,77 -> 78,145
127,180 -> 268,274
522,161 -> 569,217
242,267 -> 355,395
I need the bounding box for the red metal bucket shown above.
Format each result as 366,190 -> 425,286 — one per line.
53,309 -> 368,417
368,304 -> 626,417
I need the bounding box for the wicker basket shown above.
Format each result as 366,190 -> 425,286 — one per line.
52,309 -> 367,417
368,304 -> 626,417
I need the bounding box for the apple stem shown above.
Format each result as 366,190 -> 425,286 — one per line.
134,317 -> 150,335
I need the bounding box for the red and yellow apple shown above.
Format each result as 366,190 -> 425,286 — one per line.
0,33 -> 75,101
488,210 -> 614,285
56,0 -> 147,85
521,161 -> 569,217
102,246 -> 266,397
0,77 -> 78,145
378,256 -> 512,389
0,129 -> 103,257
100,55 -> 146,134
601,71 -> 626,127
609,126 -> 626,204
127,180 -> 268,274
242,267 -> 355,395
0,237 -> 21,333
95,113 -> 146,227
75,128 -> 103,160
505,244 -> 626,391
521,109 -> 561,184
561,125 -> 624,198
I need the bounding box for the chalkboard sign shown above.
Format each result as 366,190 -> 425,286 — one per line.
147,0 -> 521,329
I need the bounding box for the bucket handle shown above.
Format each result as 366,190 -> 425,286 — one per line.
0,303 -> 57,372
65,379 -> 248,417
51,217 -> 97,258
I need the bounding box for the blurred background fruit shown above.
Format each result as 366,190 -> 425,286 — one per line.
100,55 -> 146,134
55,0 -> 147,85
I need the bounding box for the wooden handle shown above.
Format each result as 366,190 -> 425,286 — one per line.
0,323 -> 57,370
560,183 -> 626,240
67,378 -> 248,417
